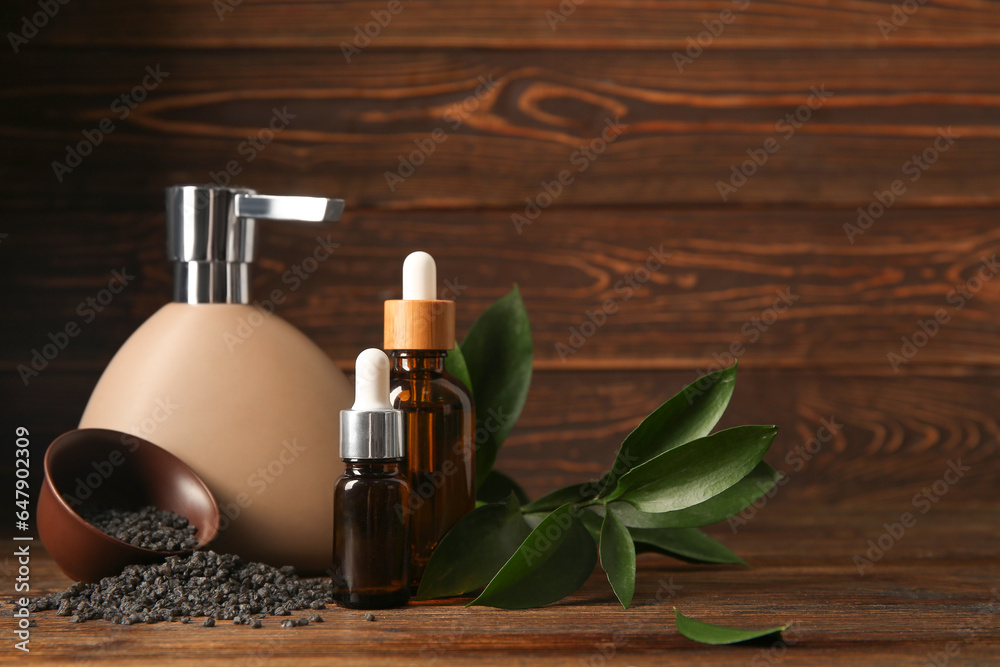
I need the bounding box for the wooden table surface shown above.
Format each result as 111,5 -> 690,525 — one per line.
4,504 -> 998,666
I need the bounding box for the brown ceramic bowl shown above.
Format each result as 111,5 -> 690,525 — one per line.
38,428 -> 220,583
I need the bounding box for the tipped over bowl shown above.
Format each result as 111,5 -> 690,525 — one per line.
38,428 -> 220,583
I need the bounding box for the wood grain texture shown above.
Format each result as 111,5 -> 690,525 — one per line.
4,506 -> 999,665
3,207 -> 1000,372
2,1 -> 997,661
6,367 -> 998,505
5,0 -> 1000,49
3,49 -> 999,210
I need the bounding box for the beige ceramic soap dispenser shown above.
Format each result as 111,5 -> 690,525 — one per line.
79,185 -> 353,573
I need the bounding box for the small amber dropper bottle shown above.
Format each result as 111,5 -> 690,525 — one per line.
331,348 -> 410,609
384,252 -> 475,591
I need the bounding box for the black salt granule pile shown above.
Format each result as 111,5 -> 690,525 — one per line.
30,550 -> 332,626
79,505 -> 200,551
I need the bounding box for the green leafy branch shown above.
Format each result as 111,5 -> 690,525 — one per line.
425,286 -> 780,610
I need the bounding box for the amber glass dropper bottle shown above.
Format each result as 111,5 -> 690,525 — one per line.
384,251 -> 475,591
331,348 -> 410,609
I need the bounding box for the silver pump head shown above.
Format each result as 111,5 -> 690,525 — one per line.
340,349 -> 404,460
165,185 -> 345,304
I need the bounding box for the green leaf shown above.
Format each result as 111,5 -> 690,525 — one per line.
609,462 -> 782,528
415,495 -> 531,600
599,509 -> 636,609
600,364 -> 737,496
630,526 -> 745,565
674,608 -> 790,645
576,507 -> 603,541
460,285 -> 534,488
605,425 -> 778,513
477,469 -> 529,505
470,504 -> 597,609
521,481 -> 599,513
445,344 -> 474,396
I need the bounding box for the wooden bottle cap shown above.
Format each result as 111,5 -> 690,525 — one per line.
383,299 -> 455,350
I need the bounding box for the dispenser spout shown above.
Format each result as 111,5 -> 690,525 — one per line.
165,185 -> 345,305
235,194 -> 344,223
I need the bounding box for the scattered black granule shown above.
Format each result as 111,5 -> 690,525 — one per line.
308,614 -> 323,623
73,504 -> 200,552
30,550 -> 334,626
364,613 -> 375,622
281,620 -> 295,628
251,618 -> 262,629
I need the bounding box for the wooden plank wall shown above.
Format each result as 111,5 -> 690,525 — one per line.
2,0 -> 998,505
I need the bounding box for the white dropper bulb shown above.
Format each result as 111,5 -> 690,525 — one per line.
402,251 -> 437,300
352,348 -> 393,411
